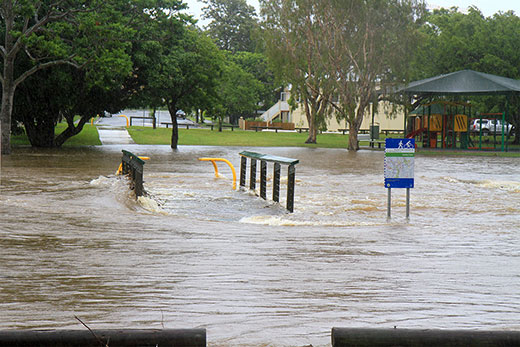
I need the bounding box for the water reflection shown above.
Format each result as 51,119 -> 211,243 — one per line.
1,146 -> 519,346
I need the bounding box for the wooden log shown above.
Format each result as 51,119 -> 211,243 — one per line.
332,328 -> 520,347
0,329 -> 206,347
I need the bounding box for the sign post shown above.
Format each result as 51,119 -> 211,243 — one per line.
384,138 -> 415,219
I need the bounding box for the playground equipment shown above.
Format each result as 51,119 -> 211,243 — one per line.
406,101 -> 471,149
406,101 -> 512,151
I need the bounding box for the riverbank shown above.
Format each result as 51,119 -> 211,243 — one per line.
10,123 -> 520,157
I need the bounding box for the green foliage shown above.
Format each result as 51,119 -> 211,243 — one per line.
261,0 -> 425,147
202,0 -> 258,52
232,51 -> 278,111
410,7 -> 520,141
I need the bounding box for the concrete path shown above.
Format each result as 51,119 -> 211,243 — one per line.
97,126 -> 135,145
95,115 -> 135,145
94,110 -> 199,145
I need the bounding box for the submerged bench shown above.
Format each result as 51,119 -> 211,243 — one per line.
239,151 -> 299,212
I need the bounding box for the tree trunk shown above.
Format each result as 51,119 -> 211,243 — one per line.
24,117 -> 56,147
54,115 -> 89,147
167,102 -> 179,149
303,99 -> 317,143
348,124 -> 359,150
347,102 -> 369,151
1,57 -> 16,155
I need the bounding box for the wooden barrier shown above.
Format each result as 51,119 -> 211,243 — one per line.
0,329 -> 206,347
121,150 -> 146,198
331,328 -> 520,347
239,151 -> 299,212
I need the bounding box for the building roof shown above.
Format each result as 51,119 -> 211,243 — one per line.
400,70 -> 520,95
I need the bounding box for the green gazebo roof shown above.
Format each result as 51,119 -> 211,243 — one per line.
400,70 -> 520,95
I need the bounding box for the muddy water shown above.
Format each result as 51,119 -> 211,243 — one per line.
1,145 -> 519,346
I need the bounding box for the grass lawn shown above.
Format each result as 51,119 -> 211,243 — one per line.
11,123 -> 101,146
10,122 -> 519,157
128,127 -> 351,148
128,126 -> 520,156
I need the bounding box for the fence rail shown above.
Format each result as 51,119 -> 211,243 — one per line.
239,151 -> 299,212
121,150 -> 146,198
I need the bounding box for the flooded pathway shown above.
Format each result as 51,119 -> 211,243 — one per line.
1,145 -> 519,346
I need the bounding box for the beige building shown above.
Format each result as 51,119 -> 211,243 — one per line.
261,92 -> 405,132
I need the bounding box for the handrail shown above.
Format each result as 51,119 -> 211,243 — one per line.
119,150 -> 148,198
116,156 -> 149,175
117,114 -> 129,128
198,158 -> 237,190
239,151 -> 299,212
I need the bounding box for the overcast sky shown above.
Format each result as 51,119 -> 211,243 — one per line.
183,0 -> 520,25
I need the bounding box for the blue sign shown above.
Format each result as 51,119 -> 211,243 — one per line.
384,138 -> 415,189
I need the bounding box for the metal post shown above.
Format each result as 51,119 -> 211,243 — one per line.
239,156 -> 247,187
249,159 -> 257,191
273,163 -> 281,202
387,188 -> 391,219
287,164 -> 296,212
260,160 -> 267,199
502,110 -> 506,152
406,188 -> 410,219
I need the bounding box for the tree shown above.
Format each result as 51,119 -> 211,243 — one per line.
0,0 -> 96,154
232,51 -> 278,116
261,0 -> 333,144
139,23 -> 223,148
210,53 -> 263,128
314,0 -> 425,150
202,0 -> 258,53
411,7 -> 520,143
13,62 -> 130,148
3,0 -> 191,150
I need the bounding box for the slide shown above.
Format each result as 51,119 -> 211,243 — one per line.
406,127 -> 427,139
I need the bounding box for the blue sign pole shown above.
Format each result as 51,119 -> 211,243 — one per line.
384,138 -> 415,219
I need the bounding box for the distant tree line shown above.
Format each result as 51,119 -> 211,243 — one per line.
2,0 -> 520,154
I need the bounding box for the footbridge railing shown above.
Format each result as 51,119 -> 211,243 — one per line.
239,151 -> 299,212
120,150 -> 148,198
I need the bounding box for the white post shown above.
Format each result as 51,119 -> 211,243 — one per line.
406,188 -> 410,219
387,188 -> 391,219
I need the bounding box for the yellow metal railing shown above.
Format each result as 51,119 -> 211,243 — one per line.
198,158 -> 237,190
118,114 -> 129,128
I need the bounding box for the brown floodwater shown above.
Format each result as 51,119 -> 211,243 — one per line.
1,145 -> 519,346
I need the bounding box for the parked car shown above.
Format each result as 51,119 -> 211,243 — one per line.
470,118 -> 513,135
